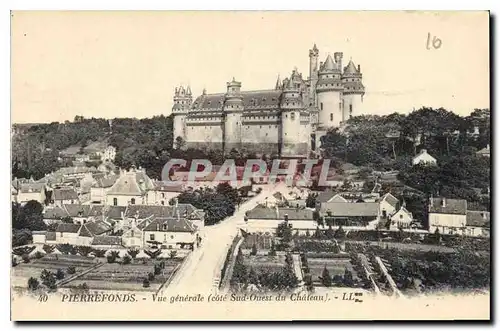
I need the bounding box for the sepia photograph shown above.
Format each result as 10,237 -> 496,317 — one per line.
10,10 -> 490,321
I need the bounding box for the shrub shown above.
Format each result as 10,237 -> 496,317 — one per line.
321,267 -> 332,287
12,256 -> 18,267
144,249 -> 162,259
55,268 -> 65,280
159,261 -> 166,269
42,244 -> 55,254
67,266 -> 76,275
127,249 -> 139,258
76,246 -> 93,257
268,242 -> 277,257
34,251 -> 44,259
148,272 -> 155,281
122,255 -> 132,265
92,249 -> 107,258
154,264 -> 161,275
40,269 -> 56,289
143,279 -> 150,288
106,251 -> 120,263
22,254 -> 30,263
12,246 -> 36,256
169,250 -> 177,259
28,277 -> 39,291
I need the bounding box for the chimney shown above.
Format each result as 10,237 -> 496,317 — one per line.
482,212 -> 487,220
428,195 -> 434,212
357,65 -> 360,72
487,144 -> 490,150
284,214 -> 289,223
275,205 -> 279,219
441,198 -> 446,208
175,198 -> 178,208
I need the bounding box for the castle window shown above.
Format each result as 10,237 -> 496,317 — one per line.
349,104 -> 353,114
320,103 -> 323,111
285,114 -> 288,118
330,113 -> 333,121
339,102 -> 342,110
291,112 -> 295,120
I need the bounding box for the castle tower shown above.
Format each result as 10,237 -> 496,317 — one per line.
308,44 -> 319,105
315,54 -> 344,129
223,77 -> 244,152
172,85 -> 192,144
342,60 -> 365,121
280,74 -> 305,156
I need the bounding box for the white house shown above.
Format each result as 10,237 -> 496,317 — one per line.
244,206 -> 316,235
52,188 -> 79,206
146,181 -> 184,206
465,211 -> 490,237
142,217 -> 198,249
318,201 -> 380,229
106,167 -> 155,206
90,174 -> 119,204
389,205 -> 413,230
54,223 -> 93,246
412,149 -> 437,166
428,197 -> 467,235
17,183 -> 46,205
379,192 -> 399,218
102,146 -> 117,162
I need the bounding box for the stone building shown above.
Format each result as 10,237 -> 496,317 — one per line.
172,44 -> 365,157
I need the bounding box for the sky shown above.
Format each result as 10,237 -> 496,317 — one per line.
11,11 -> 489,124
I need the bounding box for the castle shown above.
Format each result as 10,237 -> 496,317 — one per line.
172,44 -> 365,157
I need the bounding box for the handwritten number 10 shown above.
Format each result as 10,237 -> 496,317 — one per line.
426,32 -> 442,50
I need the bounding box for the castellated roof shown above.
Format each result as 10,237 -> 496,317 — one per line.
192,90 -> 282,111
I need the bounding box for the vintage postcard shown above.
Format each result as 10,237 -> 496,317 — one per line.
10,11 -> 490,321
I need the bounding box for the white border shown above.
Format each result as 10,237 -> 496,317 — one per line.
2,1 -> 497,329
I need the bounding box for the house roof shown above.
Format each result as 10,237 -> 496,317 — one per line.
413,149 -> 436,161
476,146 -> 490,155
91,236 -> 123,246
466,211 -> 490,227
63,204 -> 92,218
143,217 -> 197,233
246,206 -> 314,220
84,220 -> 113,236
107,170 -> 154,196
55,223 -> 81,233
320,202 -> 379,217
381,193 -> 399,209
191,90 -> 282,111
93,174 -> 120,188
153,181 -> 184,192
429,198 -> 467,215
53,188 -> 78,201
43,206 -> 68,219
124,204 -> 201,220
19,183 -> 45,193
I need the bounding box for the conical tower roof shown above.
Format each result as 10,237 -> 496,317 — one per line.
275,74 -> 281,90
344,60 -> 358,75
186,85 -> 192,95
322,54 -> 336,71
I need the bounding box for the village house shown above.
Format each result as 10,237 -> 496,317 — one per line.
146,181 -> 184,206
90,173 -> 120,204
106,167 -> 155,206
412,149 -> 437,166
102,146 -> 117,162
318,201 -> 380,229
428,197 -> 467,235
465,211 -> 490,237
244,206 -> 315,235
378,192 -> 399,218
17,183 -> 46,205
52,187 -> 79,207
142,217 -> 199,249
389,204 -> 414,230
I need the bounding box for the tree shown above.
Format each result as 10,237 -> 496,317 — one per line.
321,266 -> 332,287
143,278 -> 150,288
61,216 -> 74,224
28,277 -> 39,291
55,268 -> 65,280
122,255 -> 132,265
92,249 -> 107,258
42,244 -> 55,254
127,249 -> 139,258
169,250 -> 177,259
305,193 -> 318,208
276,220 -> 293,243
106,251 -> 120,263
434,228 -> 441,245
40,269 -> 56,289
334,226 -> 346,239
343,268 -> 355,287
314,226 -> 323,239
268,241 -> 277,257
325,225 -> 335,239
77,246 -> 93,257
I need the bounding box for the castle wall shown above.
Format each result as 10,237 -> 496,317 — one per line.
317,90 -> 343,129
173,114 -> 186,141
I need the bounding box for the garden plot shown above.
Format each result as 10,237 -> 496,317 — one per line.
243,254 -> 286,273
241,234 -> 274,250
307,258 -> 357,285
63,258 -> 183,292
11,254 -> 98,287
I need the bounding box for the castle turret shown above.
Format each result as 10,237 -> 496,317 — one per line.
308,44 -> 319,105
172,85 -> 192,145
315,54 -> 344,129
223,77 -> 244,152
342,59 -> 365,121
280,73 -> 305,156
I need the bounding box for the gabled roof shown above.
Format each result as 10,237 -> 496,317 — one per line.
429,198 -> 467,215
320,202 -> 379,217
93,174 -> 120,188
55,223 -> 80,233
143,217 -> 196,233
466,211 -> 490,227
476,146 -> 490,156
316,191 -> 346,203
84,220 -> 113,236
124,204 -> 201,220
19,183 -> 45,194
107,170 -> 154,196
381,193 -> 399,209
53,188 -> 78,201
63,204 -> 92,218
413,149 -> 436,161
43,206 -> 68,219
153,181 -> 184,193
